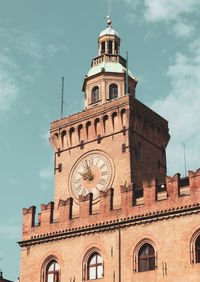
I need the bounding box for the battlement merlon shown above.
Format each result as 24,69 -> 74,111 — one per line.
21,168 -> 200,241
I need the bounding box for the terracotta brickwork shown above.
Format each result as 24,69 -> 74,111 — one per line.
49,95 -> 169,215
19,169 -> 200,281
19,22 -> 200,282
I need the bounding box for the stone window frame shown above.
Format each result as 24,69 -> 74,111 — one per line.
82,247 -> 104,281
133,238 -> 157,273
190,228 -> 200,264
91,86 -> 100,104
109,83 -> 118,100
40,255 -> 61,282
88,252 -> 103,280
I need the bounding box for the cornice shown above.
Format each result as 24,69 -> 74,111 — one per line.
18,202 -> 200,247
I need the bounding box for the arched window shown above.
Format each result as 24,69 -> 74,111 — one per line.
91,87 -> 99,103
88,252 -> 103,280
138,243 -> 155,272
109,84 -> 118,100
46,260 -> 60,282
101,41 -> 105,54
195,235 -> 200,263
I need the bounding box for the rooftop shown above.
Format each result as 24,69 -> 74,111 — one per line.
99,26 -> 120,38
87,61 -> 134,78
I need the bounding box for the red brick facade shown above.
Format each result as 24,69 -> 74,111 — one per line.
19,22 -> 200,282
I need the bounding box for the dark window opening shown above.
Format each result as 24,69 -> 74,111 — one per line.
91,86 -> 99,103
88,252 -> 103,280
138,243 -> 155,272
108,40 -> 112,54
101,41 -> 105,54
109,84 -> 118,100
114,42 -> 118,54
196,236 -> 200,263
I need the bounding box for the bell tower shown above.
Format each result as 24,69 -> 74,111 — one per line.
82,19 -> 137,109
19,18 -> 179,282
49,20 -> 170,213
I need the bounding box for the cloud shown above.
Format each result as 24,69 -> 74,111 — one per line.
47,44 -> 67,57
151,39 -> 200,176
40,130 -> 50,146
173,22 -> 195,38
144,0 -> 199,22
0,54 -> 19,113
123,0 -> 199,39
39,167 -> 53,179
15,32 -> 43,60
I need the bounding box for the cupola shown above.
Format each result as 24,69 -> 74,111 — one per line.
82,19 -> 138,109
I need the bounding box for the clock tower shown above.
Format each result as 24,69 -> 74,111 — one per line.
49,19 -> 170,213
19,19 -> 198,282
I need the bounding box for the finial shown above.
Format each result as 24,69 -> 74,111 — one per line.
106,15 -> 112,27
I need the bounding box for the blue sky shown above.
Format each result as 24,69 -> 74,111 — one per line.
0,0 -> 200,280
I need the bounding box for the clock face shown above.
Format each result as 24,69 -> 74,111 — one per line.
70,152 -> 113,201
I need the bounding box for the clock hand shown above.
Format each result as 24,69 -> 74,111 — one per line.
79,166 -> 93,181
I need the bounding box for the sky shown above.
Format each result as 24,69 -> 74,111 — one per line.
0,0 -> 200,280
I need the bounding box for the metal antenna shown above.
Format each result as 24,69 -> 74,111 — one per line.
61,77 -> 64,118
106,0 -> 111,25
126,51 -> 129,94
183,143 -> 187,176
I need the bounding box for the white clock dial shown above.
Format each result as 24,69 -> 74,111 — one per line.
71,153 -> 113,201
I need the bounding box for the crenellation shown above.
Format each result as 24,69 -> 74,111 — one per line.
58,198 -> 73,222
99,188 -> 114,214
166,173 -> 180,201
79,193 -> 93,218
143,178 -> 157,206
120,183 -> 134,214
22,205 -> 36,236
21,170 -> 200,242
40,202 -> 54,226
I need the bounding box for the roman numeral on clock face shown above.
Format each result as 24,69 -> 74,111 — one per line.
76,184 -> 82,193
101,171 -> 107,176
74,178 -> 81,184
100,163 -> 106,170
88,158 -> 94,166
99,178 -> 106,186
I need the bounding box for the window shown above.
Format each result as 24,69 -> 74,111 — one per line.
109,84 -> 118,100
195,235 -> 200,263
108,40 -> 112,54
91,86 -> 99,103
101,41 -> 105,54
88,252 -> 103,280
138,243 -> 155,272
114,41 -> 118,54
46,260 -> 60,282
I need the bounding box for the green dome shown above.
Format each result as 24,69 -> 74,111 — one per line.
87,61 -> 134,79
99,26 -> 120,38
